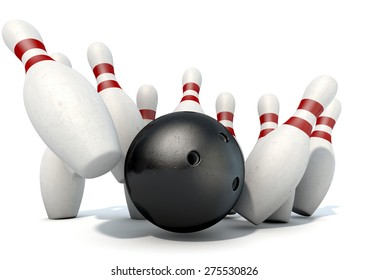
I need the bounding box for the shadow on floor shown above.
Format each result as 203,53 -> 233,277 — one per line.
77,205 -> 338,242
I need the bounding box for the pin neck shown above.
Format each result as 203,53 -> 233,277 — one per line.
310,116 -> 336,143
181,95 -> 200,103
259,113 -> 278,124
97,80 -> 121,92
216,111 -> 235,136
93,63 -> 115,78
15,38 -> 46,60
92,63 -> 122,92
217,112 -> 234,122
183,82 -> 200,94
283,99 -> 325,136
284,117 -> 313,136
297,99 -> 324,118
181,82 -> 200,104
14,38 -> 54,72
316,116 -> 336,129
139,109 -> 156,120
311,130 -> 332,143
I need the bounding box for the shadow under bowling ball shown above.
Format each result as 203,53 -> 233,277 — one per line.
125,111 -> 245,233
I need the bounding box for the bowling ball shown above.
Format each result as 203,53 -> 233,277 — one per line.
124,111 -> 245,233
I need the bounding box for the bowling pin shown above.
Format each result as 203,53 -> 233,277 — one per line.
216,92 -> 236,137
174,68 -> 204,113
136,84 -> 158,125
121,84 -> 159,220
234,75 -> 338,225
2,19 -> 121,178
39,53 -> 85,219
216,92 -> 238,215
40,148 -> 85,219
293,99 -> 341,216
257,94 -> 279,139
87,42 -> 144,183
255,94 -> 294,223
87,42 -> 145,220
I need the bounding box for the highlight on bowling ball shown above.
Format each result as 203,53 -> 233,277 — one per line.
124,111 -> 245,233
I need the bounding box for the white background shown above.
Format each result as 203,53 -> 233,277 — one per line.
0,0 -> 365,279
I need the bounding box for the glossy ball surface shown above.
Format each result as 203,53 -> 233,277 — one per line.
125,112 -> 244,233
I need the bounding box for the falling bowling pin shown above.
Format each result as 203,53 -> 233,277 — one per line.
87,42 -> 145,220
40,53 -> 85,219
255,94 -> 294,223
40,148 -> 85,219
293,99 -> 341,216
174,68 -> 204,113
234,75 -> 338,225
257,94 -> 279,139
87,42 -> 144,183
2,19 -> 121,178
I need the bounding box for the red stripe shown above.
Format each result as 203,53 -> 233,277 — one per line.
140,109 -> 156,120
284,116 -> 313,136
183,82 -> 200,94
25,55 -> 54,72
217,112 -> 234,122
226,126 -> 235,136
258,128 -> 275,139
180,95 -> 199,103
311,130 -> 332,143
14,38 -> 47,60
93,63 -> 115,78
297,99 -> 324,118
259,113 -> 278,124
316,116 -> 336,129
97,80 -> 121,92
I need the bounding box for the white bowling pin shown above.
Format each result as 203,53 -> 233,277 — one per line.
121,84 -> 160,220
256,94 -> 295,223
87,42 -> 145,220
216,92 -> 236,137
87,42 -> 144,183
40,53 -> 85,219
293,99 -> 341,216
136,84 -> 158,125
216,92 -> 238,215
2,19 -> 121,178
174,68 -> 204,113
40,148 -> 85,219
257,94 -> 279,139
234,75 -> 338,225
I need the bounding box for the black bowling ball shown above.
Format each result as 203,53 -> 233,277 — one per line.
124,111 -> 244,233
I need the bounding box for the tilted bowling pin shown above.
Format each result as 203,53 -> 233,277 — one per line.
2,19 -> 121,178
87,42 -> 144,183
40,148 -> 85,219
136,84 -> 158,125
293,99 -> 341,216
256,94 -> 295,223
216,92 -> 236,137
87,42 -> 145,220
234,75 -> 338,225
257,94 -> 279,139
40,53 -> 85,219
121,84 -> 159,220
174,68 -> 204,113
